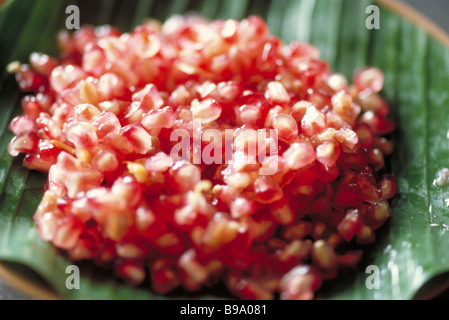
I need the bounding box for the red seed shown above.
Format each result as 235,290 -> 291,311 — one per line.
121,124 -> 154,154
354,67 -> 384,94
115,260 -> 146,286
52,216 -> 85,250
379,174 -> 397,199
66,122 -> 99,149
337,209 -> 363,242
272,114 -> 298,141
301,105 -> 326,136
265,81 -> 291,105
316,141 -> 340,168
191,98 -> 222,123
29,52 -> 57,76
254,176 -> 283,204
283,142 -> 316,170
141,106 -> 176,130
280,265 -> 322,300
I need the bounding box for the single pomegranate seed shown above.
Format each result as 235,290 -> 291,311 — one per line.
365,199 -> 391,230
191,98 -> 222,123
254,176 -> 283,204
301,105 -> 326,136
356,225 -> 376,245
133,83 -> 164,110
66,122 -> 99,149
265,81 -> 291,105
141,106 -> 175,130
121,124 -> 154,154
327,73 -> 348,92
116,239 -> 151,260
7,133 -> 38,156
358,92 -> 390,116
178,249 -> 210,290
312,240 -> 337,271
283,142 -> 316,170
354,67 -> 384,94
282,221 -> 313,241
50,65 -> 86,92
230,196 -> 257,218
316,141 -> 340,168
271,114 -> 298,141
337,209 -> 363,241
9,115 -> 37,136
150,258 -> 181,294
35,210 -> 62,242
379,174 -> 397,199
52,216 -> 85,250
115,260 -> 146,286
280,265 -> 322,300
368,147 -> 385,171
355,124 -> 374,149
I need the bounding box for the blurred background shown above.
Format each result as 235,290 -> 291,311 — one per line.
1,0 -> 449,300
404,0 -> 449,34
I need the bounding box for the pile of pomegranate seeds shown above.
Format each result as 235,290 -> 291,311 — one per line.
7,15 -> 396,300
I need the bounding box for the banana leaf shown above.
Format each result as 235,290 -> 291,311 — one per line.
1,0 -> 449,300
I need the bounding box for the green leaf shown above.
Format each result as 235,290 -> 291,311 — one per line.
1,0 -> 449,300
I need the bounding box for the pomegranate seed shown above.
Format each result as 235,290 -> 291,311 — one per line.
52,216 -> 85,250
337,209 -> 363,241
327,73 -> 348,92
74,104 -> 101,123
121,124 -> 154,154
379,174 -> 397,199
265,81 -> 291,105
366,199 -> 391,230
312,240 -> 337,271
356,225 -> 376,245
7,133 -> 38,156
282,221 -> 313,241
178,249 -> 209,290
35,210 -> 62,242
358,92 -> 390,116
271,114 -> 298,141
280,265 -> 321,300
6,15 -> 396,300
230,197 -> 257,218
283,142 -> 316,170
9,115 -> 37,136
13,64 -> 47,91
191,98 -> 222,123
269,198 -> 294,225
301,105 -> 326,136
133,84 -> 164,110
150,258 -> 181,294
254,176 -> 283,204
316,141 -> 340,168
141,106 -> 175,130
116,239 -> 150,260
355,124 -> 374,149
66,122 -> 99,149
115,260 -> 146,286
50,65 -> 86,92
354,67 -> 384,94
